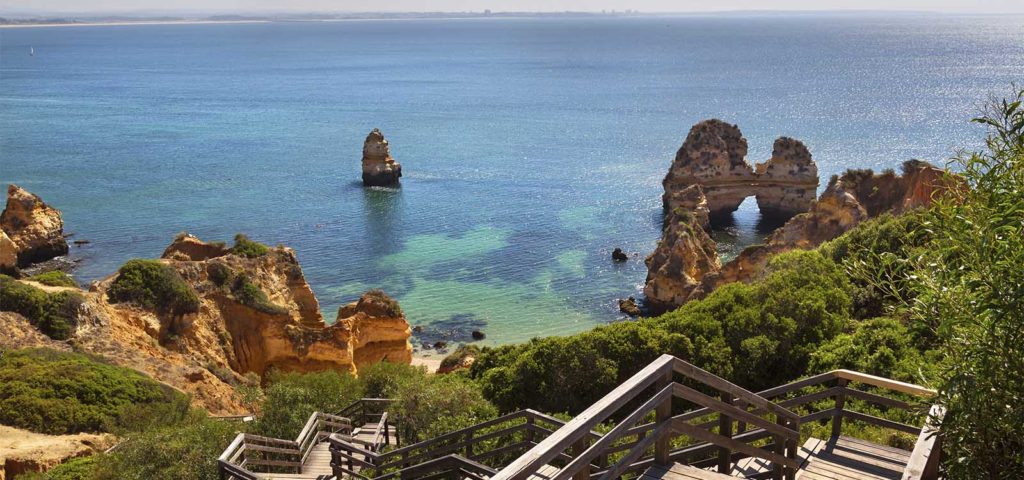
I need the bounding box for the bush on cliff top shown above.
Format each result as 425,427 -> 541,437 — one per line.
29,270 -> 78,287
230,233 -> 270,258
108,259 -> 200,316
0,274 -> 82,340
230,274 -> 288,315
468,249 -> 852,414
0,348 -> 187,435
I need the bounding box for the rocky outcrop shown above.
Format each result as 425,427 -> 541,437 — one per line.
691,160 -> 953,304
647,119 -> 956,312
0,425 -> 115,480
362,129 -> 402,187
644,185 -> 720,313
663,120 -> 818,219
0,185 -> 68,270
0,234 -> 413,415
161,233 -> 229,261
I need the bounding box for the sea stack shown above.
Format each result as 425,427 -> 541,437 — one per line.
361,128 -> 402,187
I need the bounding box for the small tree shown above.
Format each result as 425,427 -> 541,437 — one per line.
901,88 -> 1024,477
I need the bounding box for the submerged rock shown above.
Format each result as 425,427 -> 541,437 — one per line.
0,185 -> 69,270
361,128 -> 403,187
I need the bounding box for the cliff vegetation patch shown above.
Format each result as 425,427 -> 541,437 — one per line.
229,233 -> 269,258
0,348 -> 187,435
107,259 -> 200,316
29,270 -> 77,287
0,274 -> 82,339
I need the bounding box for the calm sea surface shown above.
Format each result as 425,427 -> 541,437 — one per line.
2,14 -> 1022,347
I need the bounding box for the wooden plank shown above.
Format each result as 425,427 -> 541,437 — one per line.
842,388 -> 914,412
832,371 -> 935,398
640,463 -> 734,480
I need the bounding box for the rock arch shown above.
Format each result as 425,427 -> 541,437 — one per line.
662,120 -> 819,221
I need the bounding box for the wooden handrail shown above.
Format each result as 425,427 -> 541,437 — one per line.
833,370 -> 937,397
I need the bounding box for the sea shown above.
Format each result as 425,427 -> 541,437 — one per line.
2,14 -> 1022,348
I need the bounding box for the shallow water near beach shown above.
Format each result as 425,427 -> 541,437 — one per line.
2,14 -> 1023,347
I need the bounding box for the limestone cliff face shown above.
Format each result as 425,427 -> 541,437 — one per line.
692,160 -> 953,301
0,185 -> 68,270
648,120 -> 954,312
2,234 -> 413,415
663,120 -> 818,219
362,129 -> 403,187
644,185 -> 720,313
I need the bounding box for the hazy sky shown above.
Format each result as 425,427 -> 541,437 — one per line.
3,0 -> 1023,15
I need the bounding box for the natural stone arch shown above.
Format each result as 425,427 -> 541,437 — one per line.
662,119 -> 819,221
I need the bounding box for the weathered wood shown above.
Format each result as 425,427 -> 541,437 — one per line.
655,368 -> 673,466
832,378 -> 849,439
492,354 -> 675,480
842,410 -> 922,435
671,358 -> 800,424
833,370 -> 936,398
671,418 -> 799,471
671,384 -> 797,441
598,422 -> 674,480
717,391 -> 732,475
902,405 -> 944,480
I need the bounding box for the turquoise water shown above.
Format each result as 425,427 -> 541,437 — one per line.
2,15 -> 1022,346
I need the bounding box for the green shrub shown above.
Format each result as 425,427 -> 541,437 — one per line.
809,317 -> 937,383
0,274 -> 82,339
892,89 -> 1024,477
357,362 -> 496,443
230,234 -> 269,258
0,348 -> 187,434
255,370 -> 363,439
206,262 -> 233,287
439,344 -> 481,372
18,455 -> 99,480
107,260 -> 200,316
364,288 -> 403,316
230,274 -> 287,315
469,249 -> 852,414
29,270 -> 78,288
821,212 -> 928,320
91,411 -> 240,480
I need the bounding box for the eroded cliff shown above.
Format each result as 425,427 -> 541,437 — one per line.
0,185 -> 68,272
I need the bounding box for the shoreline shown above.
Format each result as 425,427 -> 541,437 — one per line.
0,19 -> 271,28
411,352 -> 443,372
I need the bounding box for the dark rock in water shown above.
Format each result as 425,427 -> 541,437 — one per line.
73,240 -> 91,246
361,129 -> 402,187
412,325 -> 423,333
471,330 -> 486,341
612,248 -> 629,262
433,341 -> 448,350
619,296 -> 642,317
421,342 -> 433,350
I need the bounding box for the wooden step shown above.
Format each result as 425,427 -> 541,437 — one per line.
641,463 -> 735,480
797,436 -> 911,480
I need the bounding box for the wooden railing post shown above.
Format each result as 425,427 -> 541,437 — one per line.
734,399 -> 748,434
525,414 -> 535,444
786,417 -> 799,480
832,378 -> 849,440
466,430 -> 474,458
717,391 -> 733,474
571,438 -> 590,480
772,415 -> 785,480
654,367 -> 673,466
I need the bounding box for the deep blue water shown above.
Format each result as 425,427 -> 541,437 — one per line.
1,15 -> 1022,347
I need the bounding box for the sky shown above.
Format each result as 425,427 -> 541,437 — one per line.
2,0 -> 1023,15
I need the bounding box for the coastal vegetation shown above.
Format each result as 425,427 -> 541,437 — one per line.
229,233 -> 270,258
107,259 -> 200,315
0,348 -> 185,435
28,270 -> 78,288
7,89 -> 1022,478
0,274 -> 82,340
